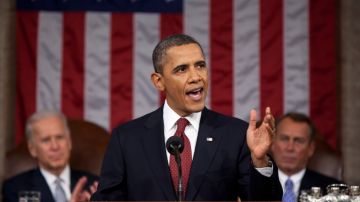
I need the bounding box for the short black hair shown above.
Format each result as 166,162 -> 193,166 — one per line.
276,112 -> 317,140
152,34 -> 204,74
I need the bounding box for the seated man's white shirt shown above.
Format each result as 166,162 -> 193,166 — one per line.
278,168 -> 306,198
40,165 -> 71,201
162,100 -> 273,176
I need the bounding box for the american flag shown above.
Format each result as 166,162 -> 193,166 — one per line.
16,0 -> 337,148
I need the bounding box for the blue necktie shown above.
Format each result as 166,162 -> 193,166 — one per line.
282,178 -> 296,202
54,178 -> 67,202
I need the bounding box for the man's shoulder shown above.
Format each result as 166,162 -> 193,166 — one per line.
4,168 -> 39,182
302,169 -> 341,190
3,168 -> 39,189
305,169 -> 341,183
2,169 -> 41,201
71,169 -> 98,181
204,108 -> 248,126
113,107 -> 162,130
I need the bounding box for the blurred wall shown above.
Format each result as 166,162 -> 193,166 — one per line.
0,0 -> 16,192
340,0 -> 360,185
0,0 -> 359,191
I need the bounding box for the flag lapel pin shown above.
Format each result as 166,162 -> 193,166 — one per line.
206,137 -> 213,142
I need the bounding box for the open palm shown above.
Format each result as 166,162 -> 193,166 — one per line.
246,107 -> 275,166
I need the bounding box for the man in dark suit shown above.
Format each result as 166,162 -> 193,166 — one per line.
91,34 -> 282,201
271,112 -> 341,201
2,111 -> 98,202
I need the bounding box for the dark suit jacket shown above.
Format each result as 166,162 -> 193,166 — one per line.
299,169 -> 341,195
2,168 -> 98,202
91,107 -> 282,201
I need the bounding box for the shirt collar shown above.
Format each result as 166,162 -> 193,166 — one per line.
40,165 -> 70,186
278,168 -> 306,189
163,100 -> 202,133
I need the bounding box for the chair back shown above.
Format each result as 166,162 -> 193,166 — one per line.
307,136 -> 343,181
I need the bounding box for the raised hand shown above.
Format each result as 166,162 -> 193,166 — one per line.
246,107 -> 275,167
70,176 -> 98,202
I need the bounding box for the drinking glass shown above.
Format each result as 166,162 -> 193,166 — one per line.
18,191 -> 40,202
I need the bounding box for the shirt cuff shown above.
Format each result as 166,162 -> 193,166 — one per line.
254,161 -> 273,177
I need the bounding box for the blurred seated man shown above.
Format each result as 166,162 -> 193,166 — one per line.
2,110 -> 98,202
271,112 -> 341,201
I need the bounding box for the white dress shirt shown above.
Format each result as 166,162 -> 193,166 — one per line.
163,100 -> 201,162
162,100 -> 273,176
278,168 -> 306,198
40,165 -> 71,201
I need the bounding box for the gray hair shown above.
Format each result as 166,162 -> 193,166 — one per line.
152,34 -> 205,74
276,112 -> 317,140
25,110 -> 70,141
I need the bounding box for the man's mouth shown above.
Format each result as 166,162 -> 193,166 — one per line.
49,153 -> 65,161
186,87 -> 204,101
282,156 -> 297,163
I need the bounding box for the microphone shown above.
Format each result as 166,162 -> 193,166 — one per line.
166,136 -> 184,155
166,136 -> 184,202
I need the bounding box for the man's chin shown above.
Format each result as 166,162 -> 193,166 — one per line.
280,164 -> 297,172
189,103 -> 205,113
48,162 -> 67,170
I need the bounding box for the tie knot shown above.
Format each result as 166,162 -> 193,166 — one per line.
285,178 -> 294,189
54,178 -> 62,185
176,118 -> 189,135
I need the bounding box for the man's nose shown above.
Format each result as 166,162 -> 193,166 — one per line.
50,139 -> 60,149
285,140 -> 295,150
188,67 -> 201,82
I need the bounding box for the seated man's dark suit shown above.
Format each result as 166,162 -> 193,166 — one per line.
299,169 -> 341,195
91,107 -> 282,201
2,168 -> 98,202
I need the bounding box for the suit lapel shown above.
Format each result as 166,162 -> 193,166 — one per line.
141,107 -> 177,200
299,170 -> 313,191
299,171 -> 307,191
186,108 -> 222,200
70,169 -> 82,191
33,169 -> 56,202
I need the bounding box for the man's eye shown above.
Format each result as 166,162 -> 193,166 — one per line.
295,138 -> 306,144
179,66 -> 186,72
197,63 -> 206,68
56,135 -> 65,140
41,138 -> 50,143
175,66 -> 187,73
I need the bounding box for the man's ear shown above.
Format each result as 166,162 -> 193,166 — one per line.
308,140 -> 316,158
151,72 -> 165,91
68,135 -> 72,151
28,140 -> 37,158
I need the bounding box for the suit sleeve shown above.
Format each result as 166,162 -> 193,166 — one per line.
235,124 -> 282,201
91,127 -> 128,201
248,157 -> 283,201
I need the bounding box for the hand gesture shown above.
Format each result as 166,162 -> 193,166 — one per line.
70,176 -> 98,202
246,107 -> 275,167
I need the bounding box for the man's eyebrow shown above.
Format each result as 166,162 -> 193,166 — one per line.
195,60 -> 206,65
278,133 -> 290,138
